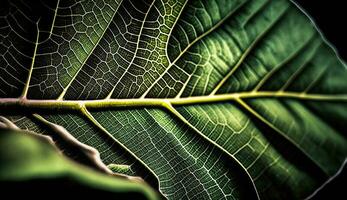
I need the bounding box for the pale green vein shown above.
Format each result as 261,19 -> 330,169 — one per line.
279,41 -> 323,92
251,33 -> 317,92
164,0 -> 188,66
303,61 -> 331,93
80,105 -> 160,188
253,156 -> 280,181
48,0 -> 60,39
140,0 -> 248,98
210,5 -> 289,95
106,0 -> 157,100
57,1 -> 122,100
235,98 -> 329,175
246,143 -> 270,170
162,101 -> 260,199
169,0 -> 248,66
21,19 -> 40,99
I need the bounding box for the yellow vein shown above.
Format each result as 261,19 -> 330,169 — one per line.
1,92 -> 346,110
162,101 -> 260,200
21,19 -> 40,99
235,98 -> 330,175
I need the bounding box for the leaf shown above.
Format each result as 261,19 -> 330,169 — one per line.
0,128 -> 159,199
0,0 -> 346,199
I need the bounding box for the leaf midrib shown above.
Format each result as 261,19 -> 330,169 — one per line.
3,90 -> 345,199
1,91 -> 346,111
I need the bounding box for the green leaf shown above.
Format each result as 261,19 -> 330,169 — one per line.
0,128 -> 159,199
0,0 -> 346,199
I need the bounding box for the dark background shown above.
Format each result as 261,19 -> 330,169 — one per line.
293,1 -> 346,199
294,1 -> 346,61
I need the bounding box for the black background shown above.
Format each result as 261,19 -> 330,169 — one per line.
293,1 -> 346,199
294,1 -> 346,60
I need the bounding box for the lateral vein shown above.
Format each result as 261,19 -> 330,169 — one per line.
80,105 -> 160,183
162,101 -> 260,200
57,1 -> 123,100
32,113 -> 114,175
235,98 -> 329,175
140,0 -> 248,98
210,5 -> 289,95
21,19 -> 40,99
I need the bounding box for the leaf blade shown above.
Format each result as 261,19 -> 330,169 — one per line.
1,0 -> 347,199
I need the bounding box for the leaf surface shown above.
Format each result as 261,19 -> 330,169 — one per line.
0,0 -> 346,199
